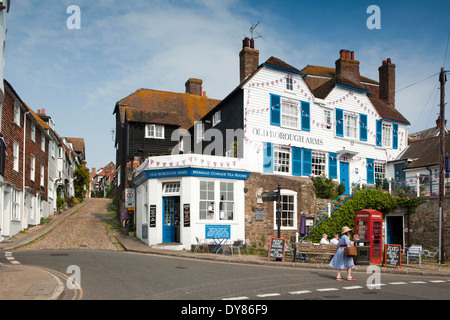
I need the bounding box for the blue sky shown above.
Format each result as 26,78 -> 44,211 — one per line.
4,0 -> 450,170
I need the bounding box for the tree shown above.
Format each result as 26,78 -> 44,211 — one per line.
74,164 -> 90,200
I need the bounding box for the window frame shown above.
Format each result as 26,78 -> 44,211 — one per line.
212,111 -> 221,126
199,180 -> 215,221
323,109 -> 333,130
219,181 -> 234,221
280,99 -> 299,129
14,101 -> 20,126
13,141 -> 19,172
145,124 -> 165,139
286,76 -> 293,91
344,112 -> 358,139
30,155 -> 35,181
274,145 -> 291,174
273,190 -> 297,230
382,122 -> 392,147
311,151 -> 326,176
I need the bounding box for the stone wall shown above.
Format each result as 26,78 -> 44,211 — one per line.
244,172 -> 330,248
405,197 -> 450,257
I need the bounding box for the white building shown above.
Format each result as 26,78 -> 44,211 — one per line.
131,39 -> 410,250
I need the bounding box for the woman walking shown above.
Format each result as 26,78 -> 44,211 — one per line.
329,226 -> 355,280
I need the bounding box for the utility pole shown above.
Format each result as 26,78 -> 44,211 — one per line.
439,67 -> 447,264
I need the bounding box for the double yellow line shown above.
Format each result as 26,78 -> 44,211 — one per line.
42,267 -> 83,300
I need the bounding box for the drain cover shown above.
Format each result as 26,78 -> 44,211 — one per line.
25,284 -> 56,296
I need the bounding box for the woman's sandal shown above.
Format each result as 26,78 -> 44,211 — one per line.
336,277 -> 344,281
347,277 -> 356,280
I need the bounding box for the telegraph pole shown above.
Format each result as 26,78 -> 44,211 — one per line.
439,67 -> 447,264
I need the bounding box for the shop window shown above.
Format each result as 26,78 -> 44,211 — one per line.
163,182 -> 180,194
219,182 -> 234,220
200,181 -> 215,220
274,146 -> 290,173
311,151 -> 326,176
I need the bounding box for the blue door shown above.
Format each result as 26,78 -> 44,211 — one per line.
163,197 -> 176,243
340,162 -> 350,195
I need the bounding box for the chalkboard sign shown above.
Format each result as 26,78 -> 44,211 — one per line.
149,205 -> 156,228
183,204 -> 190,227
383,244 -> 402,269
268,237 -> 286,262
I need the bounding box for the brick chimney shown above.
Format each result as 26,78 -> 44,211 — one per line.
378,58 -> 396,107
239,37 -> 259,82
185,78 -> 203,96
335,49 -> 360,85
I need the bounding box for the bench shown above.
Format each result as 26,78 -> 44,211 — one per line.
294,243 -> 338,262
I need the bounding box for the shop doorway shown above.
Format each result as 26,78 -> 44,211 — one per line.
162,196 -> 180,243
386,216 -> 403,247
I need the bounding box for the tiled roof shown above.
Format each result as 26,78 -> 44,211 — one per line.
369,96 -> 410,124
65,137 -> 85,154
115,89 -> 221,129
301,65 -> 379,85
401,133 -> 450,169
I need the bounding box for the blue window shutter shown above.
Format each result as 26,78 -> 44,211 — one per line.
270,94 -> 281,126
376,120 -> 382,147
263,142 -> 273,173
336,108 -> 344,137
367,158 -> 374,184
292,147 -> 302,176
329,152 -> 338,179
301,101 -> 310,131
302,148 -> 312,176
393,123 -> 398,149
360,114 -> 368,141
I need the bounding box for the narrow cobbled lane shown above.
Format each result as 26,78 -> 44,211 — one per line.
16,198 -> 122,251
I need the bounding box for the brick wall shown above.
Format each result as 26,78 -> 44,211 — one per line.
2,87 -> 24,190
23,115 -> 48,201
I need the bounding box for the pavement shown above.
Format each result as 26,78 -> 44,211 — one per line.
0,197 -> 449,300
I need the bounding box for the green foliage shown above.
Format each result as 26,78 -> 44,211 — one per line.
310,174 -> 338,199
308,189 -> 399,242
56,196 -> 64,209
74,164 -> 90,200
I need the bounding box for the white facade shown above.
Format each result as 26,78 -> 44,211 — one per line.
242,65 -> 409,189
133,154 -> 249,250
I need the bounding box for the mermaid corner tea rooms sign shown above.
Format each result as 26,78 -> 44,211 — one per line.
133,167 -> 251,187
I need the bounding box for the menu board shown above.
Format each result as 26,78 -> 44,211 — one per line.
383,244 -> 402,269
268,237 -> 286,262
183,204 -> 190,227
149,205 -> 156,228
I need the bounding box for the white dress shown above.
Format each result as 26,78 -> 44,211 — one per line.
329,234 -> 354,270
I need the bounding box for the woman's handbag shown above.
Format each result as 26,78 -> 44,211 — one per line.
344,246 -> 357,257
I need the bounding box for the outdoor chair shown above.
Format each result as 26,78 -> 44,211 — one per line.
407,245 -> 423,264
231,240 -> 244,256
193,237 -> 207,253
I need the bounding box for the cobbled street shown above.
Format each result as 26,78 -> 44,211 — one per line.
15,198 -> 121,251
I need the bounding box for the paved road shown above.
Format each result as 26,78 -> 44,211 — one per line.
3,198 -> 450,302
4,250 -> 450,300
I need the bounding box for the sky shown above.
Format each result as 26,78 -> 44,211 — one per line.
3,0 -> 450,170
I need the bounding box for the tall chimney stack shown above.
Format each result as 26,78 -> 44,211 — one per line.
378,58 -> 396,107
335,49 -> 360,85
239,37 -> 259,82
185,78 -> 203,96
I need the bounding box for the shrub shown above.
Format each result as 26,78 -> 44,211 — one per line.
310,174 -> 337,199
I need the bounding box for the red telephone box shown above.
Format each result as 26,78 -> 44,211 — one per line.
354,209 -> 383,264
